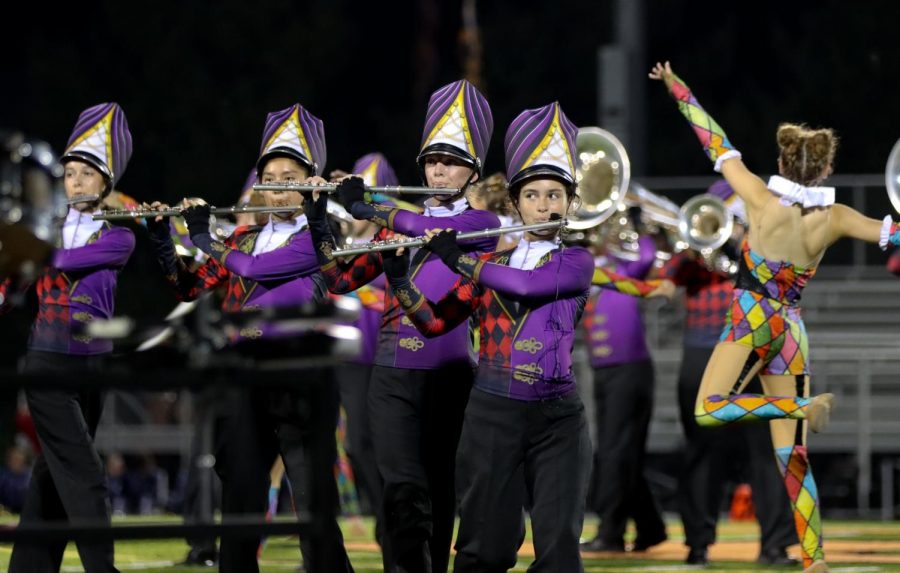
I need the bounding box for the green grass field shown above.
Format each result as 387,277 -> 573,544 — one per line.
1,515 -> 899,572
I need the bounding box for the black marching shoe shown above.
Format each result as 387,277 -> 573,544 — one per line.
579,535 -> 626,552
757,547 -> 800,566
632,531 -> 668,552
180,548 -> 217,567
685,546 -> 709,566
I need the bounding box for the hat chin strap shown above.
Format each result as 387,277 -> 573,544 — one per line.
434,170 -> 478,205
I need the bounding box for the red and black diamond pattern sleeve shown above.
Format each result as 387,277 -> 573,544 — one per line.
174,258 -> 229,301
321,252 -> 384,294
319,228 -> 393,294
396,275 -> 481,338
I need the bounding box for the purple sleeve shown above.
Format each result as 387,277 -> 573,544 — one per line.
52,227 -> 135,271
616,236 -> 657,278
467,247 -> 594,300
216,232 -> 319,281
391,209 -> 501,252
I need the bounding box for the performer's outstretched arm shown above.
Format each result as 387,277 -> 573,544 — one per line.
650,60 -> 770,213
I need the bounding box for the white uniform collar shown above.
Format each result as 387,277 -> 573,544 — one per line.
62,207 -> 104,249
767,175 -> 835,208
424,196 -> 468,218
252,214 -> 306,255
508,237 -> 560,270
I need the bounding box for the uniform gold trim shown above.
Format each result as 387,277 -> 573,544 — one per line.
514,337 -> 544,355
399,336 -> 425,352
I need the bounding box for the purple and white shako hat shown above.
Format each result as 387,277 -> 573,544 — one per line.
256,104 -> 326,177
504,102 -> 577,190
62,103 -> 132,188
352,152 -> 399,187
417,80 -> 493,175
707,179 -> 746,224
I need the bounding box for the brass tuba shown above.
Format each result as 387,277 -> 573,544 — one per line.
678,193 -> 734,253
570,127 -> 630,230
886,138 -> 900,214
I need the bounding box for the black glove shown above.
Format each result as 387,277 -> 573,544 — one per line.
424,229 -> 464,269
381,247 -> 410,281
627,205 -> 643,231
337,176 -> 367,212
146,215 -> 170,241
305,191 -> 331,235
182,204 -> 212,239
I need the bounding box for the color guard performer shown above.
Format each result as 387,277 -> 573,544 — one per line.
379,102 -> 671,572
307,80 -> 498,573
651,60 -> 900,573
145,104 -> 352,573
5,103 -> 135,573
660,180 -> 798,566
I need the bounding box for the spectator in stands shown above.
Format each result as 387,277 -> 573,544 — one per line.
0,446 -> 32,513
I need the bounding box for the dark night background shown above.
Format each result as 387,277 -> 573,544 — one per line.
1,1 -> 899,523
2,0 -> 899,324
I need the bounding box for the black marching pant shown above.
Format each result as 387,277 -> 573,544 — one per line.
368,363 -> 473,573
337,361 -> 384,543
181,387 -> 224,557
453,388 -> 591,573
9,351 -> 119,573
215,370 -> 353,573
677,345 -> 797,553
589,359 -> 666,545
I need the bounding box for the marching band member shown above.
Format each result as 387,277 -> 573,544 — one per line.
579,222 -> 667,554
146,104 -> 352,573
307,79 -> 498,573
379,102 -> 671,573
660,180 -> 798,566
333,152 -> 399,547
6,103 -> 135,573
651,60 -> 900,573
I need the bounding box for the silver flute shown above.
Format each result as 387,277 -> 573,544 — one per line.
67,194 -> 100,205
330,220 -> 565,258
92,204 -> 303,221
252,183 -> 460,195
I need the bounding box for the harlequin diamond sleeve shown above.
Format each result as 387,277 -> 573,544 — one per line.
666,72 -> 741,172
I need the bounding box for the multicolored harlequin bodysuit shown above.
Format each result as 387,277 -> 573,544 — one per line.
664,70 -> 830,568
720,240 -> 817,375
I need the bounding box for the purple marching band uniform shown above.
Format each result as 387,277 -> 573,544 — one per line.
7,103 -> 134,573
384,102 -> 662,573
579,234 -> 668,552
147,104 -> 352,573
306,80 -> 497,573
332,152 -> 397,544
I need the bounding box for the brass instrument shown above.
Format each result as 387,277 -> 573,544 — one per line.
570,127 -> 629,230
252,183 -> 460,195
678,193 -> 734,252
887,137 -> 900,214
592,182 -> 735,269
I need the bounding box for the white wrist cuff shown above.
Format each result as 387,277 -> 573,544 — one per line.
879,215 -> 893,251
714,150 -> 742,173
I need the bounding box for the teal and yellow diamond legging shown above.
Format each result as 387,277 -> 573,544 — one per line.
694,341 -> 825,568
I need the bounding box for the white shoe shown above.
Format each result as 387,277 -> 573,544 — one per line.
807,393 -> 835,434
